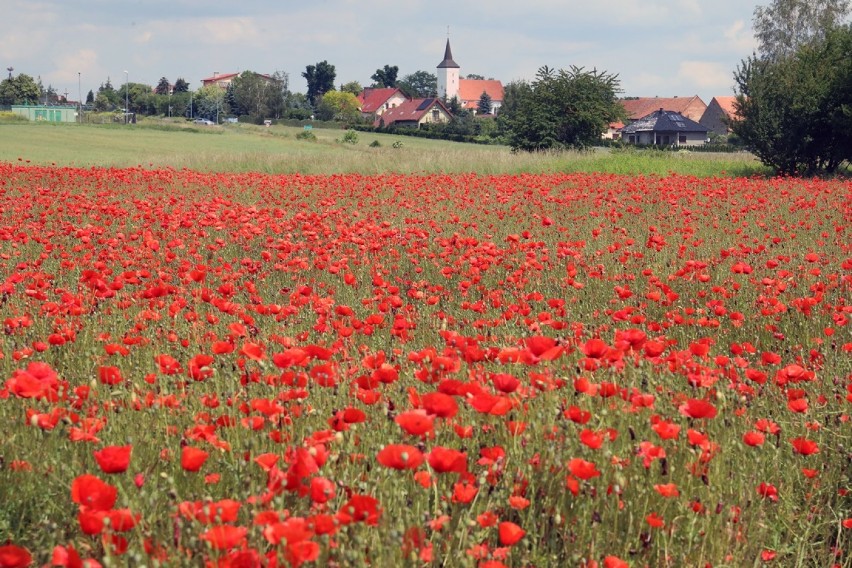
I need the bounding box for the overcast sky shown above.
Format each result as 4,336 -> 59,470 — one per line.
3,0 -> 760,103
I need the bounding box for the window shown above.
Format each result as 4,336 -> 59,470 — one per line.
678,135 -> 687,144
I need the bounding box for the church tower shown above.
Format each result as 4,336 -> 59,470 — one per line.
437,39 -> 460,100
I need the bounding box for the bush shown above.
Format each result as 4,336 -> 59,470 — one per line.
340,130 -> 358,144
369,140 -> 381,147
295,130 -> 317,141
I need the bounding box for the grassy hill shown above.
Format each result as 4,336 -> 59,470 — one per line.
0,118 -> 768,176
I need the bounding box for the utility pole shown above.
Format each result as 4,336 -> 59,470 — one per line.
78,72 -> 82,123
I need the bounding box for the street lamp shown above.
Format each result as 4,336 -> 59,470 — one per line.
78,72 -> 82,124
124,70 -> 129,124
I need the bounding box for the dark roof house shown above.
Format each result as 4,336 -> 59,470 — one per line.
621,109 -> 708,146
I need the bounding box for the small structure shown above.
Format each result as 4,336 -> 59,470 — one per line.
377,98 -> 452,128
620,96 -> 707,124
200,71 -> 277,89
603,121 -> 624,140
621,109 -> 707,146
700,96 -> 740,136
357,87 -> 408,118
11,104 -> 78,123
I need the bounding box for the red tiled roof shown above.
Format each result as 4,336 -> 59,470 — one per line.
357,88 -> 406,113
711,96 -> 739,118
458,79 -> 504,103
378,98 -> 451,126
620,96 -> 706,122
201,73 -> 239,83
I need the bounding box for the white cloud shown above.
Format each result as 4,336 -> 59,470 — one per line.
0,0 -> 761,104
678,61 -> 733,91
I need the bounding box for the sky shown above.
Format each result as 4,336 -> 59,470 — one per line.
2,0 -> 760,104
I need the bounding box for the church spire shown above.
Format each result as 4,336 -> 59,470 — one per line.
437,39 -> 460,69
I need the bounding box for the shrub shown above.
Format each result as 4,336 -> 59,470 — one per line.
340,130 -> 358,144
296,130 -> 317,141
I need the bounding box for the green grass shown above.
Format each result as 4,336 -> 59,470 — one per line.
0,119 -> 770,176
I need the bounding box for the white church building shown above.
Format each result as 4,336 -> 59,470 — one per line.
437,40 -> 503,115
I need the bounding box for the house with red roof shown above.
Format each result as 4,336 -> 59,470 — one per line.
620,96 -> 707,124
377,97 -> 452,128
357,87 -> 408,119
458,79 -> 503,114
700,96 -> 740,135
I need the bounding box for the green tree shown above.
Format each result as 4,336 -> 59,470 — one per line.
501,66 -> 625,151
315,90 -> 361,123
476,91 -> 493,115
194,84 -> 228,122
302,60 -> 336,107
754,0 -> 851,60
173,78 -> 190,93
370,65 -> 398,88
732,25 -> 852,174
397,71 -> 437,98
229,71 -> 284,121
340,81 -> 363,96
116,82 -> 153,114
86,89 -> 94,104
0,73 -> 40,105
155,77 -> 171,95
464,73 -> 485,80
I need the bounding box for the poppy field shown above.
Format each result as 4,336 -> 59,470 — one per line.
0,163 -> 850,567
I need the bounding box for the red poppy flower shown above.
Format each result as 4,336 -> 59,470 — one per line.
181,446 -> 209,472
498,521 -> 525,546
93,445 -> 132,474
646,512 -> 665,528
337,495 -> 382,526
654,483 -> 680,498
678,398 -> 717,419
395,410 -> 435,436
310,476 -> 336,504
568,458 -> 600,480
421,392 -> 458,418
427,447 -> 467,474
743,431 -> 765,447
0,544 -> 32,568
71,474 -> 117,511
154,354 -> 181,375
581,338 -> 610,359
790,437 -> 819,456
200,525 -> 247,550
377,444 -> 425,470
98,366 -> 123,386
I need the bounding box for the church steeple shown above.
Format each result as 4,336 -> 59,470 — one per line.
437,39 -> 460,69
437,37 -> 460,100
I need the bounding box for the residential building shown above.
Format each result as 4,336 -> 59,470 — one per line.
357,87 -> 408,118
700,96 -> 739,135
201,71 -> 276,89
377,97 -> 452,128
621,109 -> 708,146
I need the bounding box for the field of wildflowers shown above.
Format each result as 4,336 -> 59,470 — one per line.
0,164 -> 849,567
